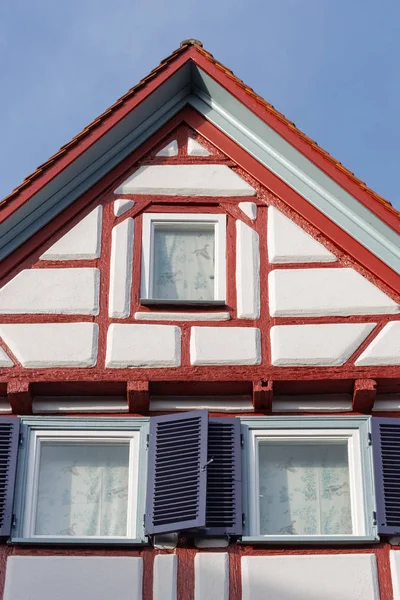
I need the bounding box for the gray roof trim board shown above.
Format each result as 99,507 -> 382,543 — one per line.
1,62 -> 399,277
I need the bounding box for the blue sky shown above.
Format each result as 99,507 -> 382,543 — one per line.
1,0 -> 399,209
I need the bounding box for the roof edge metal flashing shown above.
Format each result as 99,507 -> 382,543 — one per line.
189,66 -> 400,275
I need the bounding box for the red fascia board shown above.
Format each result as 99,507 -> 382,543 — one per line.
0,112 -> 187,285
182,107 -> 400,297
0,46 -> 193,224
2,42 -> 399,238
189,49 -> 400,234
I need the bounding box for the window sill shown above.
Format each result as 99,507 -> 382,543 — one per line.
240,535 -> 379,545
135,311 -> 230,322
139,299 -> 227,307
10,537 -> 149,546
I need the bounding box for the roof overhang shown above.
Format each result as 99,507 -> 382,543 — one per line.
1,48 -> 399,287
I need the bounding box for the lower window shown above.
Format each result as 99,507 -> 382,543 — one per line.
242,417 -> 377,542
13,419 -> 148,543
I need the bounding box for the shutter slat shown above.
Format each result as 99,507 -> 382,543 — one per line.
145,410 -> 208,535
201,417 -> 242,536
0,418 -> 19,537
372,418 -> 400,535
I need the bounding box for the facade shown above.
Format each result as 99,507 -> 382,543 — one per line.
0,39 -> 399,600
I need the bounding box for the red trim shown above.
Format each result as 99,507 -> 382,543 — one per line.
1,367 -> 400,383
183,108 -> 400,297
0,113 -> 186,286
189,48 -> 400,234
0,48 -> 194,224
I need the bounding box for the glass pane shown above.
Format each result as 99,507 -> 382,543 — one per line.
152,223 -> 215,301
258,441 -> 352,535
35,442 -> 130,537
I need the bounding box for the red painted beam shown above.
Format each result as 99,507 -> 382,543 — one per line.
253,380 -> 273,411
7,379 -> 32,414
127,381 -> 150,413
352,379 -> 377,413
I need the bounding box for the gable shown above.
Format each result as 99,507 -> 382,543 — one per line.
1,43 -> 399,294
0,121 -> 399,383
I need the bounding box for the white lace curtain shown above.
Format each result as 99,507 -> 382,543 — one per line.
153,225 -> 215,301
35,442 -> 129,537
258,442 -> 352,536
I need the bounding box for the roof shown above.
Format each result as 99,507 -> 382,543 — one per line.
2,39 -> 399,223
0,39 -> 399,296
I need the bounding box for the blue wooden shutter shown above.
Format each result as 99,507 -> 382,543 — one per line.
0,418 -> 19,537
145,410 -> 208,535
372,417 -> 400,535
202,417 -> 242,536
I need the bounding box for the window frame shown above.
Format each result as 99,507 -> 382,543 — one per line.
12,417 -> 149,545
140,212 -> 227,304
240,416 -> 378,544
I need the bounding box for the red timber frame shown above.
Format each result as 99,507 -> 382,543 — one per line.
0,542 -> 394,600
0,108 -> 399,415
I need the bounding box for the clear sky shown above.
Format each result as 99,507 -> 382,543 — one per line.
1,0 -> 399,209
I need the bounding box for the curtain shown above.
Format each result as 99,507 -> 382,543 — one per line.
258,442 -> 352,536
35,442 -> 129,537
153,225 -> 215,301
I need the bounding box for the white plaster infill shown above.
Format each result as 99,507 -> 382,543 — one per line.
391,550 -> 400,600
134,311 -> 230,322
236,220 -> 260,319
114,165 -> 256,196
0,323 -> 99,368
156,140 -> 178,156
373,394 -> 400,412
149,395 -> 253,412
40,206 -> 102,260
356,322 -> 400,366
238,201 -> 257,220
4,556 -> 143,600
272,394 -> 352,413
106,323 -> 181,368
241,554 -> 379,600
153,555 -> 177,600
269,268 -> 400,317
270,323 -> 375,366
0,398 -> 11,413
109,218 -> 134,319
114,199 -> 134,217
190,327 -> 261,365
0,347 -> 13,367
267,206 -> 336,263
195,553 -> 229,600
187,137 -> 211,156
0,268 -> 100,315
33,396 -> 128,414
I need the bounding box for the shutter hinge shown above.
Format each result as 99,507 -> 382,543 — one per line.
240,433 -> 244,448
146,434 -> 149,449
143,514 -> 146,529
12,514 -> 16,529
373,511 -> 377,526
242,512 -> 246,528
19,431 -> 24,448
368,432 -> 372,446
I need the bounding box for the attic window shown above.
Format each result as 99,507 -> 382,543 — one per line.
141,213 -> 226,305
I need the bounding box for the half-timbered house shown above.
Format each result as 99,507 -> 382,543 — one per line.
0,39 -> 399,600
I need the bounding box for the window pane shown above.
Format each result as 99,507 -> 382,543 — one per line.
258,441 -> 352,535
35,442 -> 130,537
152,224 -> 215,301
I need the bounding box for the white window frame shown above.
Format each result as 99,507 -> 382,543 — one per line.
141,213 -> 227,302
12,417 -> 149,545
240,416 -> 377,543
